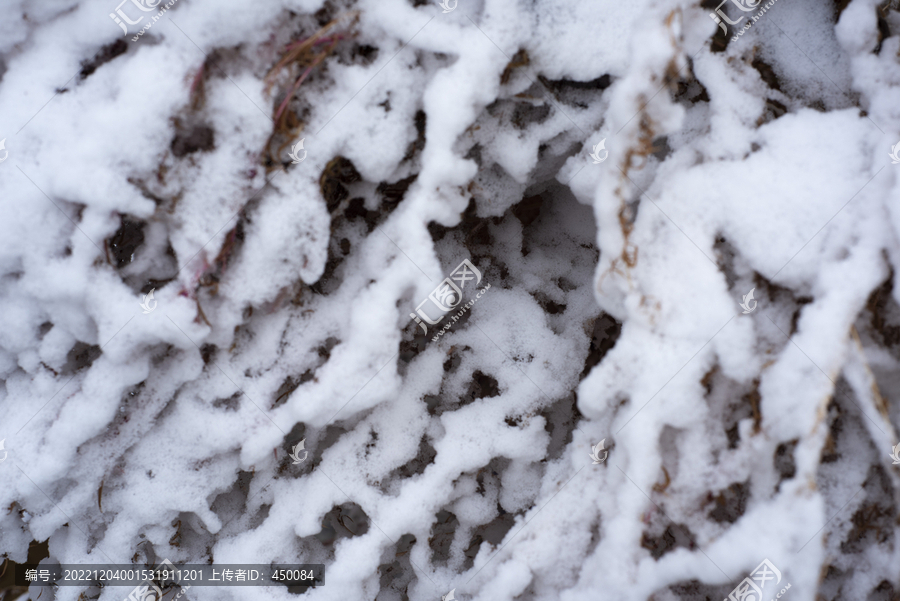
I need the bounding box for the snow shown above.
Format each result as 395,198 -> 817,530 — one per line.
2,0 -> 900,599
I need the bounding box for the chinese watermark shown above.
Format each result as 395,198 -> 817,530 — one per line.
589,439 -> 608,464
125,559 -> 190,601
409,259 -> 490,342
140,289 -> 157,314
288,139 -> 307,164
889,142 -> 900,164
739,288 -> 757,314
589,139 -> 608,164
24,568 -> 51,583
110,0 -> 182,42
726,558 -> 790,601
710,0 -> 780,42
289,439 -> 308,464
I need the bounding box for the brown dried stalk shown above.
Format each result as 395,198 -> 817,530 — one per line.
263,12 -> 359,148
189,62 -> 205,110
264,12 -> 358,94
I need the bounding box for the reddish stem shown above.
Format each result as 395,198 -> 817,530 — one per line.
190,63 -> 204,99
284,35 -> 344,52
273,47 -> 333,121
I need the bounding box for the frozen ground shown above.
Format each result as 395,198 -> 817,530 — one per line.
2,0 -> 900,599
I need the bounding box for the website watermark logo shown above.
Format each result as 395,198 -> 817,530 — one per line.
0,139 -> 8,163
111,0 -> 160,33
126,582 -> 163,601
710,0 -> 759,35
410,259 -> 490,341
739,288 -> 757,314
726,558 -> 789,601
890,443 -> 900,465
438,0 -> 457,13
590,439 -> 608,464
589,139 -> 608,164
0,439 -> 7,462
889,142 -> 900,164
289,439 -> 308,464
140,289 -> 157,314
442,589 -> 456,601
710,0 -> 780,41
110,0 -> 182,41
289,139 -> 307,164
125,559 -> 189,601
